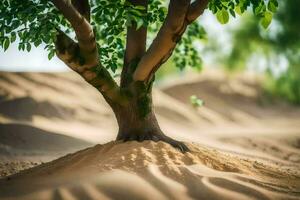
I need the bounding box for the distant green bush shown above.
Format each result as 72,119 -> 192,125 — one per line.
223,0 -> 300,104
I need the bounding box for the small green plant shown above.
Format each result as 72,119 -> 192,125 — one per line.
190,95 -> 204,108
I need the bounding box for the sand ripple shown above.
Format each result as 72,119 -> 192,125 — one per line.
0,141 -> 299,200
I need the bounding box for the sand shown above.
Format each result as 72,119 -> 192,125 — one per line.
1,141 -> 300,200
0,71 -> 300,199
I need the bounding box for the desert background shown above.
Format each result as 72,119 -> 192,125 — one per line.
0,70 -> 299,200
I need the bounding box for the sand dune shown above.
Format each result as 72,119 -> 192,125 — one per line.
0,97 -> 76,121
1,141 -> 299,200
162,71 -> 300,129
0,123 -> 91,177
0,71 -> 300,199
0,123 -> 91,155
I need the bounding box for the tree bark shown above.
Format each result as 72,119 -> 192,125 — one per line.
52,0 -> 127,105
111,81 -> 189,152
133,0 -> 209,82
121,0 -> 147,88
133,0 -> 191,82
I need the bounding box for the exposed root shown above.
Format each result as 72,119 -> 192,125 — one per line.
119,133 -> 189,153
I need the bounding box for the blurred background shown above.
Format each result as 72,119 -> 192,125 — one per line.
158,0 -> 300,105
0,0 -> 300,177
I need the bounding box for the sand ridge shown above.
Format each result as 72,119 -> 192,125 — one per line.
1,141 -> 299,200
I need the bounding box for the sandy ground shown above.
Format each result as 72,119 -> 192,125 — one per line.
0,71 -> 299,200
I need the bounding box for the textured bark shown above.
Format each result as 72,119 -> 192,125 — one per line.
115,97 -> 163,140
133,0 -> 209,82
112,81 -> 189,152
72,0 -> 90,21
121,0 -> 148,87
186,0 -> 209,22
52,0 -> 126,104
116,109 -> 164,141
52,0 -> 97,68
52,0 -> 95,54
133,0 -> 191,81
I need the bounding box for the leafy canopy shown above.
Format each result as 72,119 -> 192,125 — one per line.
222,0 -> 300,104
0,0 -> 278,73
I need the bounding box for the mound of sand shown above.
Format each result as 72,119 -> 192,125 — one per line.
161,70 -> 300,131
0,96 -> 76,121
1,141 -> 299,200
0,123 -> 92,177
0,123 -> 91,153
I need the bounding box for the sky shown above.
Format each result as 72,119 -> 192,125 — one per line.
0,42 -> 68,72
0,12 -> 242,72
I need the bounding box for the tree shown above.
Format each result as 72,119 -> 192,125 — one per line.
0,0 -> 278,152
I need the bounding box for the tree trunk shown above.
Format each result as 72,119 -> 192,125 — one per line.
115,88 -> 162,141
110,81 -> 189,152
115,105 -> 163,141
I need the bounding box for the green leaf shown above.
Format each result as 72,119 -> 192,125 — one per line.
126,15 -> 133,27
26,43 -> 31,52
34,39 -> 42,47
130,9 -> 143,17
3,38 -> 10,51
235,5 -> 242,15
48,50 -> 55,60
136,18 -> 144,30
135,5 -> 146,10
19,43 -> 25,51
229,9 -> 236,17
261,12 -> 273,29
107,36 -> 114,44
11,32 -> 16,42
268,0 -> 278,13
190,95 -> 204,108
254,3 -> 266,16
216,9 -> 229,24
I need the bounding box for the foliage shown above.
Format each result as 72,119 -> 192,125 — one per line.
208,0 -> 278,28
222,0 -> 300,104
0,0 -> 69,60
0,0 -> 278,73
173,22 -> 206,71
264,62 -> 300,104
190,95 -> 204,108
225,15 -> 272,71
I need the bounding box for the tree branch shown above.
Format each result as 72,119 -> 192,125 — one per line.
133,0 -> 191,81
52,0 -> 127,105
133,0 -> 209,82
52,0 -> 96,62
55,29 -> 127,105
186,0 -> 209,23
120,0 -> 148,87
71,0 -> 90,21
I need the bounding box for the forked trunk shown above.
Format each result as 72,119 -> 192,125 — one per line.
50,0 -> 209,153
